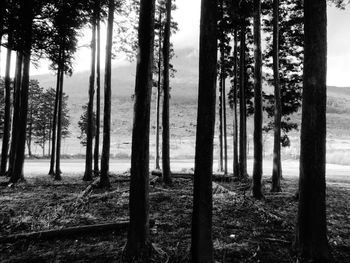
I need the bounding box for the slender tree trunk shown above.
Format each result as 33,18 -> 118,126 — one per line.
233,27 -> 239,178
55,66 -> 64,181
271,0 -> 282,192
27,112 -> 33,157
161,0 -> 172,185
94,1 -> 101,174
100,0 -> 115,188
84,14 -> 97,182
155,11 -> 162,171
218,78 -> 223,172
222,59 -> 228,175
239,18 -> 248,180
191,0 -> 217,261
7,52 -> 23,177
0,44 -> 12,176
49,58 -> 62,176
124,0 -> 155,259
295,0 -> 330,261
252,0 -> 263,199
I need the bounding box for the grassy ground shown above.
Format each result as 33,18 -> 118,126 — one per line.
0,173 -> 349,262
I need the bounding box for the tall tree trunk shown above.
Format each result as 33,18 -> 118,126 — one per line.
7,52 -> 23,177
9,0 -> 34,184
124,0 -> 155,259
100,0 -> 115,188
84,13 -> 97,182
233,27 -> 239,178
27,112 -> 33,157
94,0 -> 101,174
161,0 -> 172,185
155,11 -> 162,171
222,60 -> 228,175
49,58 -> 62,176
0,44 -> 12,176
252,0 -> 263,199
295,0 -> 330,261
239,18 -> 248,180
55,67 -> 64,181
271,0 -> 282,192
218,78 -> 223,172
191,0 -> 217,261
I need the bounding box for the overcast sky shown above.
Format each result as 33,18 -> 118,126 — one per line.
1,0 -> 349,87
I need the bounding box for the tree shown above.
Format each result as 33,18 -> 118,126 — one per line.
8,0 -> 35,184
232,27 -> 239,178
94,0 -> 102,174
0,33 -> 13,176
124,0 -> 155,259
99,0 -> 115,188
83,1 -> 98,182
191,0 -> 217,261
295,0 -> 330,261
238,10 -> 248,180
78,104 -> 96,147
161,0 -> 172,185
271,0 -> 282,192
252,0 -> 263,199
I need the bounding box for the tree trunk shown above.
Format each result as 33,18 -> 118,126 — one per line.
100,0 -> 115,188
191,0 -> 217,261
0,44 -> 12,176
218,78 -> 224,172
161,0 -> 172,185
271,0 -> 282,192
252,0 -> 263,199
94,0 -> 101,174
7,52 -> 23,177
295,0 -> 330,261
155,11 -> 162,171
124,0 -> 155,259
84,13 -> 97,182
9,0 -> 34,183
55,67 -> 64,181
233,27 -> 239,178
49,61 -> 62,176
222,59 -> 228,175
27,112 -> 33,157
239,18 -> 248,180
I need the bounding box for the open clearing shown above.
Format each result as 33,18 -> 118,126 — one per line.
0,161 -> 349,262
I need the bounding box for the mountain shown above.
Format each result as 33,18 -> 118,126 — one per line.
33,47 -> 200,102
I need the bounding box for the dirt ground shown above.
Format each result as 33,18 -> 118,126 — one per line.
0,173 -> 349,263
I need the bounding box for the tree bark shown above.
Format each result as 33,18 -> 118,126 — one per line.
7,52 -> 23,177
233,27 -> 239,178
191,0 -> 217,261
55,67 -> 64,181
100,0 -> 115,188
252,0 -> 263,199
124,0 -> 155,259
49,58 -> 62,176
218,78 -> 224,172
83,12 -> 97,182
239,18 -> 248,180
0,44 -> 12,176
295,0 -> 330,261
161,0 -> 172,185
155,11 -> 162,171
94,0 -> 101,174
271,0 -> 282,192
9,0 -> 34,183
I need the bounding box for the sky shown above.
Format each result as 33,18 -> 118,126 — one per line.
1,0 -> 350,87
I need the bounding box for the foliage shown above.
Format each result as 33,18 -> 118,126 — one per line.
78,103 -> 96,147
28,83 -> 70,154
262,0 -> 303,147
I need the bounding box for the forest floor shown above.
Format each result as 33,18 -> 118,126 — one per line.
0,173 -> 349,263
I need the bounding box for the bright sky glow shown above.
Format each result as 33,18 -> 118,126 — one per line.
0,0 -> 349,87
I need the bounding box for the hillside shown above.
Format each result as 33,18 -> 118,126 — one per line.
34,47 -> 199,102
